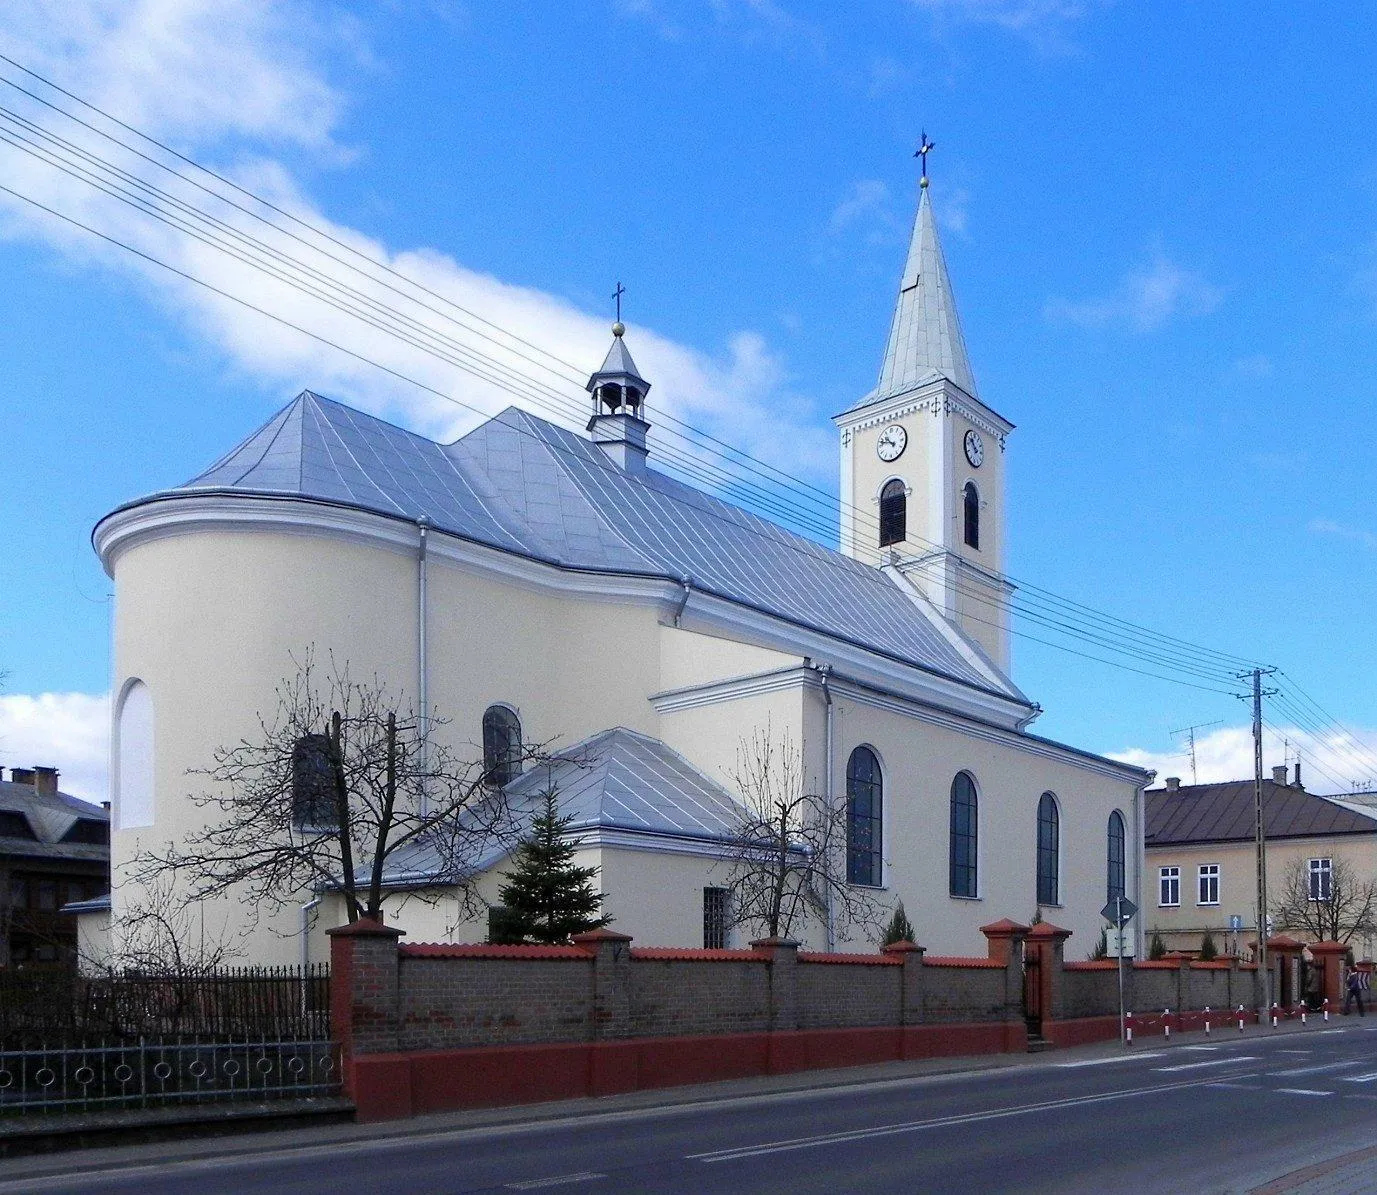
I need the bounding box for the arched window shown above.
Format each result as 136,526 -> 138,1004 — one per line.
114,679 -> 154,830
963,481 -> 980,550
482,705 -> 523,787
949,772 -> 979,898
846,746 -> 883,886
1107,810 -> 1126,903
879,480 -> 906,548
1037,792 -> 1060,905
292,734 -> 337,829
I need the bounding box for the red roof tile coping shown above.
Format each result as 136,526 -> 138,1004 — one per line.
629,948 -> 766,962
923,956 -> 1004,969
797,951 -> 901,966
1065,961 -> 1118,971
979,917 -> 1029,935
1026,921 -> 1072,940
1132,960 -> 1178,970
1191,961 -> 1232,970
399,943 -> 588,960
326,918 -> 403,939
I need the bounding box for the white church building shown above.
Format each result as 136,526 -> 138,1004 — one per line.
88,177 -> 1152,964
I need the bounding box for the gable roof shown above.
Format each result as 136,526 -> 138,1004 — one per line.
134,390 -> 1025,706
1146,779 -> 1377,848
369,726 -> 752,887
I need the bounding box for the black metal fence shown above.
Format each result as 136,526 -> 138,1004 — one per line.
0,965 -> 331,1046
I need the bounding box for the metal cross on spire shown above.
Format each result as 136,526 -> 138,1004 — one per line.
915,131 -> 936,189
613,281 -> 626,325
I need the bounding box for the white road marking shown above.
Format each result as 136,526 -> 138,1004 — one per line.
1269,1060 -> 1368,1077
1154,1057 -> 1258,1073
688,1076 -> 1243,1164
1342,1072 -> 1377,1083
1207,1081 -> 1261,1090
1055,1053 -> 1163,1068
1274,1088 -> 1334,1096
1277,1049 -> 1312,1055
505,1174 -> 605,1190
1178,1045 -> 1220,1052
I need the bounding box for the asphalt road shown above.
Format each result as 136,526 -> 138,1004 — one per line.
9,1023 -> 1377,1194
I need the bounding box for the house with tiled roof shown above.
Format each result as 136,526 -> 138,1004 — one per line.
85,177 -> 1150,965
1144,765 -> 1377,958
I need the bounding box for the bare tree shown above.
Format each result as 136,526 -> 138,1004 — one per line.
716,726 -> 882,944
1272,856 -> 1377,944
132,651 -> 552,929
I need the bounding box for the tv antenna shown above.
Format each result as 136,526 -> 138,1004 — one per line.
1170,720 -> 1223,785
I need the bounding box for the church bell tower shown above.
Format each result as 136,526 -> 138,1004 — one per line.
833,146 -> 1015,674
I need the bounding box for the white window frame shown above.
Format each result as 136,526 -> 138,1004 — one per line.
1308,857 -> 1333,902
1197,863 -> 1220,907
1159,866 -> 1180,907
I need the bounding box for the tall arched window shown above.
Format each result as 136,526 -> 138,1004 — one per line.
482,705 -> 523,787
1107,810 -> 1126,903
963,481 -> 980,550
1036,792 -> 1060,905
114,679 -> 154,830
879,480 -> 906,548
949,772 -> 978,898
846,746 -> 883,886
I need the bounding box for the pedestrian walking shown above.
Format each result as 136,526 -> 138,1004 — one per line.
1345,967 -> 1366,1017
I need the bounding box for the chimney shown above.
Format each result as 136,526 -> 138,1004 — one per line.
9,767 -> 34,787
1165,776 -> 1181,793
33,766 -> 59,797
1272,765 -> 1288,785
1294,761 -> 1303,788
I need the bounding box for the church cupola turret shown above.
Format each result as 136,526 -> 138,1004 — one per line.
587,291 -> 651,474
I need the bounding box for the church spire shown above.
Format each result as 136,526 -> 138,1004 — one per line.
875,175 -> 979,402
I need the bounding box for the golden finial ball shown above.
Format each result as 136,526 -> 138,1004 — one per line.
920,175 -> 930,189
612,321 -> 626,337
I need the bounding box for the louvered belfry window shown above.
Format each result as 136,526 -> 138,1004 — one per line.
879,480 -> 906,547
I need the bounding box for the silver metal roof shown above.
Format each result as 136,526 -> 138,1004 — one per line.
0,779 -> 110,864
587,333 -> 648,391
152,392 -> 1022,702
368,726 -> 750,887
849,185 -> 979,412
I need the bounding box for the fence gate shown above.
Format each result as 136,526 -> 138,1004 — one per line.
1022,946 -> 1042,1037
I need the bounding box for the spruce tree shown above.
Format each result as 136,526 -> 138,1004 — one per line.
493,788 -> 609,944
881,901 -> 917,947
1148,929 -> 1167,960
1198,931 -> 1218,961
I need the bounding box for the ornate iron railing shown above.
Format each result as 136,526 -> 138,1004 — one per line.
0,1037 -> 339,1114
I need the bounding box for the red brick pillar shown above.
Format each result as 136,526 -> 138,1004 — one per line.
1311,941 -> 1350,1010
1267,935 -> 1304,1010
883,940 -> 926,1025
1027,922 -> 1072,1023
327,918 -> 404,1118
572,927 -> 633,1040
981,918 -> 1030,1020
751,938 -> 800,1031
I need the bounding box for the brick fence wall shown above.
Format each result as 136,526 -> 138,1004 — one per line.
327,918 -> 1309,1121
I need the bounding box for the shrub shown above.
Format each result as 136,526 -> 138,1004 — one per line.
1199,931 -> 1218,961
881,901 -> 917,947
1149,930 -> 1167,960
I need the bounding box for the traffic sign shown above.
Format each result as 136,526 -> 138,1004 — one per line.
1101,897 -> 1138,926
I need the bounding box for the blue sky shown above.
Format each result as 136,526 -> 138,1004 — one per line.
2,0 -> 1376,799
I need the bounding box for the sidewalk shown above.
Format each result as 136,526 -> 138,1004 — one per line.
0,1013 -> 1361,1186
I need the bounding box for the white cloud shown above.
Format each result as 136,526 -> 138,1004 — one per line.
1109,723 -> 1377,796
0,0 -> 834,477
1310,518 -> 1377,552
1046,252 -> 1222,332
1231,353 -> 1274,380
0,692 -> 110,805
908,0 -> 1095,49
828,179 -> 891,236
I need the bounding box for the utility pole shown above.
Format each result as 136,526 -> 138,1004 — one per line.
1240,667 -> 1278,1016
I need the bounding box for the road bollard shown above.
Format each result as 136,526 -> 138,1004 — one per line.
1238,1004 -> 1245,1031
1272,1002 -> 1279,1028
1126,1011 -> 1133,1045
1204,1006 -> 1211,1035
1301,1003 -> 1307,1025
1164,1008 -> 1171,1039
1324,997 -> 1330,1023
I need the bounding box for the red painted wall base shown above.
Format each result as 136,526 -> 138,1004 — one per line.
346,1021 -> 1031,1122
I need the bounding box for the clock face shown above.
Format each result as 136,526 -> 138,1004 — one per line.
876,424 -> 908,462
964,429 -> 985,468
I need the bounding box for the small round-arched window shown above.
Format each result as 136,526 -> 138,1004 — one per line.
482,706 -> 523,787
963,481 -> 980,550
1107,810 -> 1126,903
1037,792 -> 1060,905
950,772 -> 978,898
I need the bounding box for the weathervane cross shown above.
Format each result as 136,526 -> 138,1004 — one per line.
915,131 -> 936,186
613,281 -> 626,323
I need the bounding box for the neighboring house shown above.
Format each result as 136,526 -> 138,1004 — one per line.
86,177 -> 1151,966
1144,765 -> 1377,958
0,766 -> 110,966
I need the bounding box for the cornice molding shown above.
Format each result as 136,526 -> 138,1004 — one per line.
836,380 -> 1014,446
